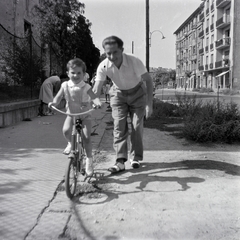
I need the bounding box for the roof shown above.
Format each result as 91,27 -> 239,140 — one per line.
173,3 -> 204,35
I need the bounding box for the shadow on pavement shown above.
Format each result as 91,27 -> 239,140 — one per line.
72,159 -> 240,206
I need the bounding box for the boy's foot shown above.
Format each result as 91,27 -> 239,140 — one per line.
130,159 -> 140,169
85,158 -> 94,177
63,143 -> 71,155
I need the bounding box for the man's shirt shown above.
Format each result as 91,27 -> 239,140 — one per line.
95,53 -> 147,90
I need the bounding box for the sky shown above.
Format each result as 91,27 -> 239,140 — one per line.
82,0 -> 202,69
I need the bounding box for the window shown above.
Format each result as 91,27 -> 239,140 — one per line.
206,37 -> 209,46
211,14 -> 214,24
211,54 -> 213,63
24,20 -> 31,35
211,34 -> 214,43
206,56 -> 209,64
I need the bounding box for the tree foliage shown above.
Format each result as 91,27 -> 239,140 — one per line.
0,39 -> 42,87
33,0 -> 100,75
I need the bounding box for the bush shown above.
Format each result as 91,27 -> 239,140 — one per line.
150,94 -> 240,143
182,101 -> 240,143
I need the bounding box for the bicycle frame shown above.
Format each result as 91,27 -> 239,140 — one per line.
50,106 -> 95,199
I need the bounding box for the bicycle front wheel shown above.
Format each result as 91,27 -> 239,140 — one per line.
65,157 -> 77,199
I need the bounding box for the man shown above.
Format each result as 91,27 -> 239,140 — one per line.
93,36 -> 153,173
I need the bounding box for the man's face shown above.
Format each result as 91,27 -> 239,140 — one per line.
104,44 -> 123,67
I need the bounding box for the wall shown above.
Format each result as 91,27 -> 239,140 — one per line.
0,99 -> 65,128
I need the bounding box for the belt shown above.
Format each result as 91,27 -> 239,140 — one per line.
119,81 -> 143,93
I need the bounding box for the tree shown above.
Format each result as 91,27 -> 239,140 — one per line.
33,0 -> 100,74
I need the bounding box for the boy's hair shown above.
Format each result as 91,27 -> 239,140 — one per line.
102,36 -> 124,49
67,58 -> 86,73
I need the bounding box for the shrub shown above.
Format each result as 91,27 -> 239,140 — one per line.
182,101 -> 240,143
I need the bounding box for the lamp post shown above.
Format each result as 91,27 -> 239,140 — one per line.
149,30 -> 166,47
146,29 -> 166,72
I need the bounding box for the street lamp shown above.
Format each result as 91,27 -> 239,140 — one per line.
149,30 -> 166,47
146,29 -> 166,72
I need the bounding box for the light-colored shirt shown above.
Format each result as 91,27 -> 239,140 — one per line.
95,53 -> 147,90
62,80 -> 91,113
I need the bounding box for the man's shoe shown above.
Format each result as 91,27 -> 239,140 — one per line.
130,159 -> 140,169
108,162 -> 125,174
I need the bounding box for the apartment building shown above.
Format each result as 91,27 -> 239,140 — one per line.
0,0 -> 40,38
174,0 -> 240,91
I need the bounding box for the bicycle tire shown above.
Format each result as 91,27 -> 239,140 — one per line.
65,157 -> 77,199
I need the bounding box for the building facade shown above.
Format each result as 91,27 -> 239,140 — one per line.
0,0 -> 40,38
174,0 -> 240,92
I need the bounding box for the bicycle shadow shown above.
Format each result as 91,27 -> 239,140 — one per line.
74,159 -> 240,205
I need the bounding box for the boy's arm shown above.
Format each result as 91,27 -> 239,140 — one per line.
48,86 -> 64,108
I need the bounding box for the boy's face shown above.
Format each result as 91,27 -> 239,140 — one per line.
67,66 -> 84,84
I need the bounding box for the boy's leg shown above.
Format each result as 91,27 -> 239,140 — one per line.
82,118 -> 94,176
62,116 -> 72,154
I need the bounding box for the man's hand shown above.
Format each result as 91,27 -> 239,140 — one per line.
145,104 -> 153,119
92,98 -> 102,108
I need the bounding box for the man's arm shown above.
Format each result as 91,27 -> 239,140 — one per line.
93,80 -> 105,98
142,72 -> 153,119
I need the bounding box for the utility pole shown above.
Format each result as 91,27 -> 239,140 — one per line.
132,41 -> 134,54
146,0 -> 149,72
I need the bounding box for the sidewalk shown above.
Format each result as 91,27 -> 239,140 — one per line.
0,97 -> 112,240
1,97 -> 240,240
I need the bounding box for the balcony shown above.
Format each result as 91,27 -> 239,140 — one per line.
199,30 -> 204,38
206,8 -> 209,15
191,54 -> 197,61
215,60 -> 222,68
199,48 -> 204,55
210,43 -> 214,50
205,46 -> 209,52
191,39 -> 196,46
216,15 -> 231,28
215,59 -> 230,68
200,13 -> 204,22
192,23 -> 197,29
215,37 -> 231,49
209,63 -> 214,69
211,4 -> 214,11
216,0 -> 231,8
199,65 -> 204,71
210,23 -> 214,31
205,64 -> 209,70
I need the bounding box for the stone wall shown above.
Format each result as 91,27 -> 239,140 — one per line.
0,99 -> 65,128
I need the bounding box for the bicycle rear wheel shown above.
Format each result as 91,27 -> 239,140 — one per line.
65,157 -> 77,199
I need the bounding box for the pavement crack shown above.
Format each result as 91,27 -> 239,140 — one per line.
58,214 -> 72,239
24,178 -> 65,240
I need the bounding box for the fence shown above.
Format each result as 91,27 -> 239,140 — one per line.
0,24 -> 61,103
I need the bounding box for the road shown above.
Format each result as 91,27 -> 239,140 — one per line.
155,89 -> 240,107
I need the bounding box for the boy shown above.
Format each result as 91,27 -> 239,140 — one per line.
48,58 -> 102,177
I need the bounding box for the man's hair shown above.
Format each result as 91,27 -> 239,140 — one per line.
102,36 -> 124,49
66,58 -> 86,72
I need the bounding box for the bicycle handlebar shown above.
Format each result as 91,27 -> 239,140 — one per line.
51,106 -> 95,117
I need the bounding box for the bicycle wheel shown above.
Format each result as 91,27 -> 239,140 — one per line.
65,157 -> 77,199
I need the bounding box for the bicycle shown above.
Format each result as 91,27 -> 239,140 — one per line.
50,105 -> 97,199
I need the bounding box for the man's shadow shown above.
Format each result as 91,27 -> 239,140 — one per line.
75,159 -> 240,205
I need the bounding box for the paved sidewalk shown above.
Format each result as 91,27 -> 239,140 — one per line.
0,98 -> 112,240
